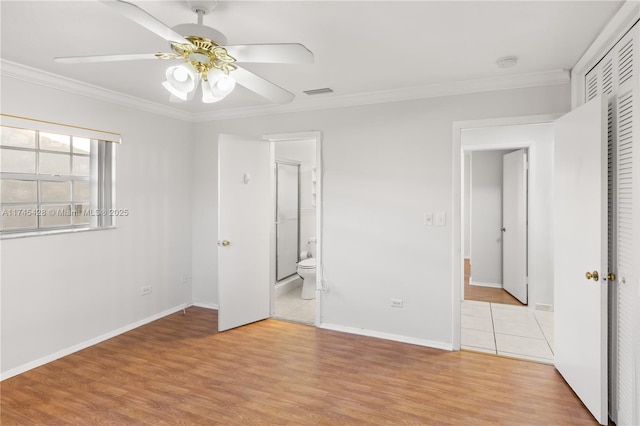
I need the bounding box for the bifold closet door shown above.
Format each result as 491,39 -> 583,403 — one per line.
585,23 -> 640,425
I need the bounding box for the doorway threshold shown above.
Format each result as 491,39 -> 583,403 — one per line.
273,286 -> 315,325
461,300 -> 554,364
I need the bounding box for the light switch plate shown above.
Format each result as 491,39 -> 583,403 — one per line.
436,211 -> 446,226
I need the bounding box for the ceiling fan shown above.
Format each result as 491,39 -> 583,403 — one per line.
55,0 -> 313,104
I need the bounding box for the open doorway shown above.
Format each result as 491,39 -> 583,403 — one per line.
464,149 -> 528,306
264,132 -> 323,327
270,138 -> 317,324
454,118 -> 557,364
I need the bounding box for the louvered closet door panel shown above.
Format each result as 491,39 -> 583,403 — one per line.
615,24 -> 639,426
616,88 -> 636,426
587,67 -> 600,101
587,46 -> 620,425
607,84 -> 618,423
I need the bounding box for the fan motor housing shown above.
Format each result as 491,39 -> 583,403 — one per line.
172,23 -> 228,46
169,29 -> 236,79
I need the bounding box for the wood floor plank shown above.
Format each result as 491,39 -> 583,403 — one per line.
1,307 -> 596,425
464,258 -> 525,306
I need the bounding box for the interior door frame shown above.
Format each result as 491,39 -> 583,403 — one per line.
451,114 -> 560,350
263,131 -> 323,326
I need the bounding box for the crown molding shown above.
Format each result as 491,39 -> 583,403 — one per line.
192,69 -> 570,122
0,60 -> 193,122
1,59 -> 569,123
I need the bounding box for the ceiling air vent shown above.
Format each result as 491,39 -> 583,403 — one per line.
303,88 -> 334,95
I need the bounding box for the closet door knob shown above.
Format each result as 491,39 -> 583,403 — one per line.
585,271 -> 599,281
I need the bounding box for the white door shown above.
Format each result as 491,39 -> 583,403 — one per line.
218,134 -> 271,332
554,96 -> 608,425
502,149 -> 528,304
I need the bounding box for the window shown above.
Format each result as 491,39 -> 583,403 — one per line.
0,124 -> 117,236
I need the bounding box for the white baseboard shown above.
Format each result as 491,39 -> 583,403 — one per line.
1,303 -> 189,381
470,281 -> 503,289
319,323 -> 453,351
192,302 -> 219,310
535,303 -> 554,312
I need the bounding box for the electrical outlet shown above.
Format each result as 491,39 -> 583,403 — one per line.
181,273 -> 191,284
140,286 -> 152,296
391,298 -> 403,308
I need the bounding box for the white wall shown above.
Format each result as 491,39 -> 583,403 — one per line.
462,123 -> 556,308
1,76 -> 193,377
469,150 -> 514,287
191,84 -> 570,346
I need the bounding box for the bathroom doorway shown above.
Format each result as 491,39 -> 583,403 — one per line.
267,132 -> 322,326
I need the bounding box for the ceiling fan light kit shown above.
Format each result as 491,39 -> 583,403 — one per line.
163,63 -> 198,100
54,0 -> 314,106
163,33 -> 238,103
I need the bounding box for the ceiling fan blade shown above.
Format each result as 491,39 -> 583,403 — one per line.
225,44 -> 314,64
100,0 -> 192,45
55,53 -> 178,64
233,66 -> 294,104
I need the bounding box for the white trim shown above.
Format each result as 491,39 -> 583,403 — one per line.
0,113 -> 121,143
571,2 -> 640,108
192,302 -> 219,310
0,60 -> 193,122
319,323 -> 453,351
451,114 -> 560,351
470,281 -> 503,289
0,303 -> 189,381
1,59 -> 569,123
263,131 -> 322,142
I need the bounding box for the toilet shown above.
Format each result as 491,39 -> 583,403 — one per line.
297,258 -> 317,300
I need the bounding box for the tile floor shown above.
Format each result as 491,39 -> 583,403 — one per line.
273,286 -> 316,325
461,300 -> 554,364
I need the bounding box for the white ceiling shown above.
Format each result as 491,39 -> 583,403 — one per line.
1,1 -> 623,115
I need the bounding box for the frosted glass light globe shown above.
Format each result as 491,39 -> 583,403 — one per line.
173,66 -> 189,82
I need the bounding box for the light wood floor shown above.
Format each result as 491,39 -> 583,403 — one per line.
1,307 -> 596,425
464,259 -> 525,306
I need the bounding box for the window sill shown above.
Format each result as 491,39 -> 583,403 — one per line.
0,226 -> 117,240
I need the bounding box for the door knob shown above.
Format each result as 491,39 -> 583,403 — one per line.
585,271 -> 599,281
218,240 -> 231,247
